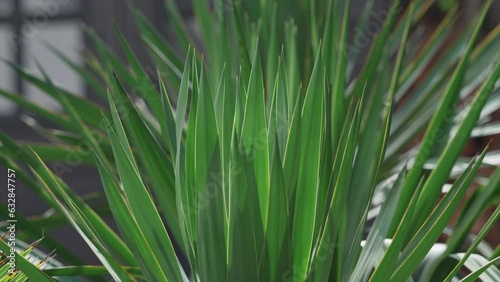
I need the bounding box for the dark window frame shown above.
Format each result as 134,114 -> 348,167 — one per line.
0,0 -> 84,117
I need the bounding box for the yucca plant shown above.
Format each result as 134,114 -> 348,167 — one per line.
1,0 -> 500,281
0,235 -> 67,282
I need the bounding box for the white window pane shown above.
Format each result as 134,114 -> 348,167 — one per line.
22,0 -> 80,15
0,25 -> 16,116
0,0 -> 13,17
24,21 -> 83,112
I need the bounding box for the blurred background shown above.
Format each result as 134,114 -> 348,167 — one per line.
0,0 -> 499,264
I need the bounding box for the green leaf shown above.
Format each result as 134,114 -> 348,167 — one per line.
390,0 -> 494,236
44,42 -> 107,97
349,0 -> 401,99
267,137 -> 290,280
413,56 -> 500,228
390,148 -> 488,281
328,0 -> 350,150
369,176 -> 425,281
0,132 -> 134,265
444,201 -> 500,281
446,167 -> 500,252
94,151 -> 171,282
0,88 -> 74,130
240,42 -> 270,228
291,47 -> 324,280
349,167 -> 406,282
344,2 -> 414,274
43,266 -> 142,277
459,256 -> 500,282
22,144 -> 96,165
29,155 -> 137,280
102,113 -> 187,281
109,74 -> 181,246
0,239 -> 55,282
0,203 -> 84,266
112,24 -> 164,123
6,61 -> 107,130
312,98 -> 362,282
